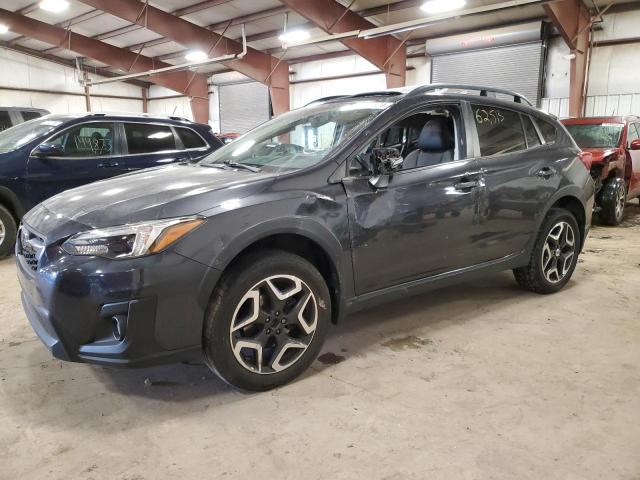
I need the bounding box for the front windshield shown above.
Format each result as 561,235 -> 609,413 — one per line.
200,99 -> 393,173
564,123 -> 624,149
0,117 -> 64,153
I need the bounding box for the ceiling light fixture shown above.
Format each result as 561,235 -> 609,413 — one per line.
0,24 -> 9,35
278,29 -> 310,44
39,0 -> 70,13
420,0 -> 466,14
184,50 -> 208,62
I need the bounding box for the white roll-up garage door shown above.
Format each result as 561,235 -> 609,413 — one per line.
219,81 -> 270,134
431,42 -> 544,106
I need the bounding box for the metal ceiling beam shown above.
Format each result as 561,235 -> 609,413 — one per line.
544,0 -> 591,116
76,0 -> 290,115
0,8 -> 209,122
279,0 -> 406,88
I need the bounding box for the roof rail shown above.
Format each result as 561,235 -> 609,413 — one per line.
406,83 -> 534,106
304,95 -> 350,106
168,115 -> 192,122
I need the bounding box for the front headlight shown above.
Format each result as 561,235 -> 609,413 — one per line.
61,217 -> 204,259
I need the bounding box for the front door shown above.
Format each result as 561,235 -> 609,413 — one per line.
25,121 -> 121,209
342,103 -> 482,295
471,105 -> 561,263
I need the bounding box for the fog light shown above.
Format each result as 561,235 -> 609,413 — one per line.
111,315 -> 127,341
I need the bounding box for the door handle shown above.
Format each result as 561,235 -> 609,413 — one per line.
98,161 -> 120,168
537,166 -> 556,179
454,180 -> 479,190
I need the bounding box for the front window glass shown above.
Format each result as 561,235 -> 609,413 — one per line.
49,122 -> 115,157
564,123 -> 623,149
200,99 -> 392,173
0,111 -> 12,131
0,117 -> 64,153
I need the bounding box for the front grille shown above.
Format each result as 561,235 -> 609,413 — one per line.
18,225 -> 45,272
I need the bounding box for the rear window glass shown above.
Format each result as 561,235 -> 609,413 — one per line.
523,115 -> 541,148
125,123 -> 176,154
537,119 -> 557,143
473,105 -> 526,156
176,127 -> 206,149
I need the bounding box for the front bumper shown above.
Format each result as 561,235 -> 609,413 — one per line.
16,228 -> 221,367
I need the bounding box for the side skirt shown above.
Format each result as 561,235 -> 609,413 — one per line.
344,251 -> 529,315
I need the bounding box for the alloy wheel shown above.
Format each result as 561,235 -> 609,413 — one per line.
615,184 -> 626,220
541,221 -> 576,284
229,274 -> 318,374
0,219 -> 5,246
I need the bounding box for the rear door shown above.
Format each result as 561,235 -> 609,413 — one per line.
626,123 -> 640,197
118,122 -> 191,172
25,121 -> 121,207
471,104 -> 561,263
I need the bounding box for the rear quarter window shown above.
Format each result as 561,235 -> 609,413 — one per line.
536,118 -> 557,144
21,111 -> 43,122
0,111 -> 12,131
176,127 -> 207,149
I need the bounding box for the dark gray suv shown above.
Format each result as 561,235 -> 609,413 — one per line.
16,85 -> 595,390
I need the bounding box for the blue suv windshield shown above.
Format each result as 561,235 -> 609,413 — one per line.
0,117 -> 64,153
200,99 -> 393,172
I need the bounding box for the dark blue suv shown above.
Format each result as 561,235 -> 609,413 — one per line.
0,113 -> 222,256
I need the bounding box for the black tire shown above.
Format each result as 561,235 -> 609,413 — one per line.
203,249 -> 331,391
0,204 -> 17,259
513,208 -> 581,294
598,177 -> 626,226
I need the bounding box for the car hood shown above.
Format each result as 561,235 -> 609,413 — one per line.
582,147 -> 621,163
23,164 -> 273,240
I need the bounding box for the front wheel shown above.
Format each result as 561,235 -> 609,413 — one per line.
203,249 -> 331,391
0,205 -> 17,258
513,208 -> 581,294
598,177 -> 626,226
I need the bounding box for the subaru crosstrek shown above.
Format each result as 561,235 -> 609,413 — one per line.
0,113 -> 222,257
16,85 -> 595,391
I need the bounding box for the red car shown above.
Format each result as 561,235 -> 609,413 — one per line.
562,116 -> 640,225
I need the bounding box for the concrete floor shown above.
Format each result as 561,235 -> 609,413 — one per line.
1,204 -> 639,480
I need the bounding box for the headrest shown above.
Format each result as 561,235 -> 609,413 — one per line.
417,117 -> 454,152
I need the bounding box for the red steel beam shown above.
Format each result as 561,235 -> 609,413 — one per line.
279,0 -> 406,88
544,0 -> 591,117
0,8 -> 209,123
76,0 -> 290,115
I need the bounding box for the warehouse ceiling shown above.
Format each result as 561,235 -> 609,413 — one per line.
0,0 -> 638,80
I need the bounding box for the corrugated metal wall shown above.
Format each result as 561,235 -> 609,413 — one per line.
431,42 -> 544,106
541,94 -> 640,118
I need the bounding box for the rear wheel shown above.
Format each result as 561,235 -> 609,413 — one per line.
598,178 -> 626,226
513,208 -> 580,294
0,205 -> 17,258
203,249 -> 331,391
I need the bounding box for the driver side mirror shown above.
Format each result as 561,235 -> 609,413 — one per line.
630,139 -> 640,151
369,147 -> 403,189
32,143 -> 65,158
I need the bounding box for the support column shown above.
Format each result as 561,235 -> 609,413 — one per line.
544,0 -> 591,117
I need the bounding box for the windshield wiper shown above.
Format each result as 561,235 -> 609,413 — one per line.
223,160 -> 261,173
